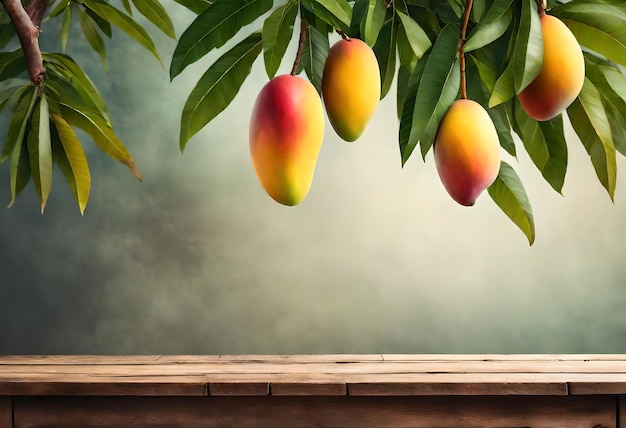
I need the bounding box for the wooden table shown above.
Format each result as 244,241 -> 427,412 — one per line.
1,355 -> 625,427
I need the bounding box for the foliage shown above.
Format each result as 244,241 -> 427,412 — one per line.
1,0 -> 626,245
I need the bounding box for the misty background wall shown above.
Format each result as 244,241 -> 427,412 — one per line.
1,6 -> 625,355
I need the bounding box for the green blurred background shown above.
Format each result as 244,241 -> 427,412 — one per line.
1,6 -> 625,355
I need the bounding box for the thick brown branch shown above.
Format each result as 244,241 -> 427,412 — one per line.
1,0 -> 45,85
26,0 -> 48,27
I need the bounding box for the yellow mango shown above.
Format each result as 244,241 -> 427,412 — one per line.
434,99 -> 501,206
322,38 -> 381,142
249,74 -> 324,206
518,15 -> 584,121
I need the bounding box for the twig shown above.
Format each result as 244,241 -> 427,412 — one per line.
538,0 -> 546,17
458,0 -> 473,99
1,0 -> 47,85
290,19 -> 307,76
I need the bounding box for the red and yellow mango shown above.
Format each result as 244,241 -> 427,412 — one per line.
249,74 -> 324,206
434,99 -> 501,206
518,15 -> 584,121
322,38 -> 380,142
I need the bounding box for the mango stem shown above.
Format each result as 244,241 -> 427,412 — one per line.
291,19 -> 307,76
539,0 -> 547,17
459,0 -> 473,99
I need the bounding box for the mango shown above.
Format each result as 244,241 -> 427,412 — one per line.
434,99 -> 501,206
249,74 -> 324,206
518,15 -> 584,121
322,38 -> 380,142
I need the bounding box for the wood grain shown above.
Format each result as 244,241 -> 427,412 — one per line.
12,395 -> 616,428
1,355 -> 626,397
0,398 -> 11,428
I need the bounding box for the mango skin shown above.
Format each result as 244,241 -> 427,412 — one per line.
518,15 -> 584,121
434,99 -> 501,206
322,38 -> 381,142
249,75 -> 324,206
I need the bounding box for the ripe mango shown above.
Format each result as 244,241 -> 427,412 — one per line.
518,15 -> 584,121
249,74 -> 324,206
322,38 -> 380,142
434,99 -> 501,206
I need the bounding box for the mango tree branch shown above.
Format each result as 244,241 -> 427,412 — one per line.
26,0 -> 48,26
1,0 -> 47,85
290,18 -> 307,76
458,0 -> 473,99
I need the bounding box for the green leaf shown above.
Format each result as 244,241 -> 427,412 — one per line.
47,0 -> 69,18
131,0 -> 176,39
487,104 -> 516,157
60,5 -> 73,52
170,0 -> 272,80
7,138 -> 30,208
78,6 -> 108,71
398,50 -> 429,157
53,100 -> 142,181
262,0 -> 298,79
83,0 -> 163,66
297,23 -> 329,93
567,78 -> 617,199
0,49 -> 27,81
44,53 -> 111,125
122,0 -> 133,15
469,51 -> 497,94
512,0 -> 543,94
0,23 -> 15,50
488,18 -> 517,107
85,7 -> 113,38
396,64 -> 410,119
52,113 -> 91,214
584,57 -> 626,156
171,0 -> 214,14
27,93 -> 53,213
464,0 -> 514,52
372,17 -> 397,99
395,10 -> 431,64
180,32 -> 263,151
601,93 -> 626,157
1,86 -> 37,164
361,0 -> 387,46
349,0 -> 368,38
399,24 -> 459,164
514,101 -> 567,193
488,161 -> 535,245
312,0 -> 352,27
551,6 -> 626,68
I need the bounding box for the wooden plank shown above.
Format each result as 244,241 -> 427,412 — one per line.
348,382 -> 567,396
0,355 -> 383,366
4,371 -> 626,396
13,395 -> 616,428
0,398 -> 11,428
270,383 -> 346,396
383,354 -> 626,361
0,375 -> 208,396
570,382 -> 626,395
3,360 -> 626,376
208,382 -> 269,396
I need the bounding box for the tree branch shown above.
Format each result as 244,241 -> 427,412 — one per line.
26,0 -> 48,27
290,18 -> 307,76
1,0 -> 46,85
458,0 -> 473,99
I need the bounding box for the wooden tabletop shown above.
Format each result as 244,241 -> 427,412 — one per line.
1,354 -> 625,397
